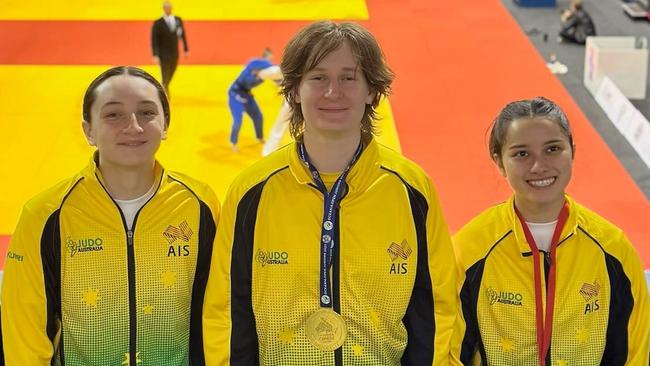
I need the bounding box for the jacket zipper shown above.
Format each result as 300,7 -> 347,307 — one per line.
100,189 -> 138,366
542,250 -> 552,366
96,172 -> 162,366
126,228 -> 137,366
543,251 -> 551,291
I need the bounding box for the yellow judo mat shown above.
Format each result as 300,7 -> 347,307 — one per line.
0,0 -> 368,20
0,65 -> 400,233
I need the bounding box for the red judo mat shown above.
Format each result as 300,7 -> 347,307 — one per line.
0,0 -> 648,267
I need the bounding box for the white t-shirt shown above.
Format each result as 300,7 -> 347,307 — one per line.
114,184 -> 157,230
164,15 -> 176,31
526,220 -> 558,252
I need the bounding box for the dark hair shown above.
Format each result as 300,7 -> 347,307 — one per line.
82,66 -> 170,125
280,21 -> 394,140
489,96 -> 574,160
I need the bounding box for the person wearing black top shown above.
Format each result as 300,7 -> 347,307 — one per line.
559,0 -> 596,45
151,1 -> 188,93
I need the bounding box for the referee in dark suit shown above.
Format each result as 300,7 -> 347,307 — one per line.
151,1 -> 188,94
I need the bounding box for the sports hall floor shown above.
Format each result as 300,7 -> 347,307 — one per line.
0,1 -> 648,282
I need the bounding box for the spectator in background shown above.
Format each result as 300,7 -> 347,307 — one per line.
151,1 -> 189,94
559,0 -> 596,45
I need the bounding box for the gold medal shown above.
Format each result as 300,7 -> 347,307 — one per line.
305,308 -> 347,351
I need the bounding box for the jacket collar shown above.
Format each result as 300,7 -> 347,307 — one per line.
81,153 -> 166,195
507,194 -> 579,255
288,137 -> 380,198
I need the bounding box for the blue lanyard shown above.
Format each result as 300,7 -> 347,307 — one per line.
297,141 -> 363,308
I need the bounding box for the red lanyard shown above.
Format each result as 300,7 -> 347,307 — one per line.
514,202 -> 569,366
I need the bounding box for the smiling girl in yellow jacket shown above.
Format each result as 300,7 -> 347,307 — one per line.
452,97 -> 649,366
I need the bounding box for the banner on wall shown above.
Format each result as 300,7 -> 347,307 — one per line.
594,76 -> 650,168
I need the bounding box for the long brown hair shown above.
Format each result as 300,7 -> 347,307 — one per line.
280,21 -> 394,140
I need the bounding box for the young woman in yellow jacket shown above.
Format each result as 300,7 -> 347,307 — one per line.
453,97 -> 649,365
2,66 -> 219,365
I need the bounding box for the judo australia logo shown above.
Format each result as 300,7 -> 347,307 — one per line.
486,287 -> 523,306
256,250 -> 289,267
7,251 -> 24,262
580,281 -> 601,314
163,221 -> 192,257
67,236 -> 104,257
388,239 -> 411,275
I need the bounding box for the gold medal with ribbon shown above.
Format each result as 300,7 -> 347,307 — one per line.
297,141 -> 361,353
305,308 -> 347,351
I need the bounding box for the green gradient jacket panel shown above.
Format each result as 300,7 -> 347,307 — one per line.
204,139 -> 459,365
1,158 -> 220,366
452,195 -> 650,365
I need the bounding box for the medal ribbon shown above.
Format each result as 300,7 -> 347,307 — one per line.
298,141 -> 363,308
514,202 -> 569,366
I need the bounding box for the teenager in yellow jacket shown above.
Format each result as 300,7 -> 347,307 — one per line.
203,21 -> 459,365
1,66 -> 219,365
452,97 -> 649,365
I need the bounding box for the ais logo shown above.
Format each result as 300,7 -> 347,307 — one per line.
580,281 -> 601,314
67,237 -> 104,257
388,239 -> 411,275
256,250 -> 289,267
163,221 -> 192,257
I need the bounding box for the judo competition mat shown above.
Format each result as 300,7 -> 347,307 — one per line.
0,0 -> 649,287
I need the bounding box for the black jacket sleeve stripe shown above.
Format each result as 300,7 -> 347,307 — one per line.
400,181 -> 434,365
460,259 -> 484,364
378,167 -> 435,365
189,201 -> 217,366
41,210 -> 64,366
602,252 -> 633,364
41,178 -> 83,365
230,182 -> 266,366
370,172 -> 435,365
578,227 -> 633,364
459,231 -> 511,364
167,176 -> 217,366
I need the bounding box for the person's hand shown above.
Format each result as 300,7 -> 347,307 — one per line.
153,56 -> 160,64
184,51 -> 189,59
561,9 -> 572,22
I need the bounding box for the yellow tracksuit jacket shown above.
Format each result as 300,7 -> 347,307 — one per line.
203,139 -> 459,366
452,195 -> 650,365
2,158 -> 220,365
